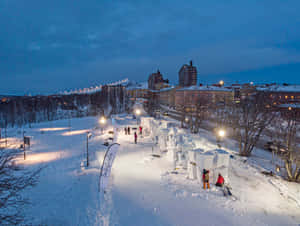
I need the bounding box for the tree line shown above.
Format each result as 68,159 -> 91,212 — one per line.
0,85 -> 130,128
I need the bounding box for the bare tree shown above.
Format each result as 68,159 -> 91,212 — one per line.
227,93 -> 275,156
273,110 -> 300,182
0,149 -> 41,225
190,96 -> 209,133
177,106 -> 189,128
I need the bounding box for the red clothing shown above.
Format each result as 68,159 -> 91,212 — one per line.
216,175 -> 224,185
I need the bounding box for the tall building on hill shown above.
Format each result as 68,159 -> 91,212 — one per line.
178,61 -> 197,87
148,70 -> 169,90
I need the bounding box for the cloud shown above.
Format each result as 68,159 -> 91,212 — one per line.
1,0 -> 300,94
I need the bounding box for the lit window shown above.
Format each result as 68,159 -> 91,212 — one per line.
285,96 -> 288,99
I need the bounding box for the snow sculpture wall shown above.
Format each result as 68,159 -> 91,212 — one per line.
213,149 -> 230,182
158,129 -> 169,152
196,151 -> 215,183
188,149 -> 204,179
176,151 -> 187,169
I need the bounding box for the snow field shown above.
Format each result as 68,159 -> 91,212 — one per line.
4,115 -> 300,225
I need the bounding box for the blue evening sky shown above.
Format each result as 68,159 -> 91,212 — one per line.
1,0 -> 300,95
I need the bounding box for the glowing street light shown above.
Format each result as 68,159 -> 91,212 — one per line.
219,80 -> 224,86
135,109 -> 141,124
99,116 -> 106,125
218,129 -> 225,138
216,128 -> 226,148
185,117 -> 189,122
135,109 -> 141,116
99,116 -> 107,134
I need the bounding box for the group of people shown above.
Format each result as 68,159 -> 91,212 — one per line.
124,126 -> 131,135
124,126 -> 143,144
202,169 -> 225,190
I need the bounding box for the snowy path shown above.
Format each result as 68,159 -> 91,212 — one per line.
13,116 -> 300,226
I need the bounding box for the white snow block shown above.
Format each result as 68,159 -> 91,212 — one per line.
166,148 -> 177,162
188,162 -> 197,180
176,151 -> 187,169
188,148 -> 204,163
196,151 -> 215,182
214,149 -> 230,168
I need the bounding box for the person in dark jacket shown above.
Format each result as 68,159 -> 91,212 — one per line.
128,126 -> 130,135
124,127 -> 128,135
134,132 -> 137,144
215,173 -> 224,187
202,169 -> 210,189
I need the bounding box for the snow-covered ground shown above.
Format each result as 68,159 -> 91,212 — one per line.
5,115 -> 300,225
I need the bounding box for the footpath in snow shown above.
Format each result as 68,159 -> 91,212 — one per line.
9,115 -> 300,225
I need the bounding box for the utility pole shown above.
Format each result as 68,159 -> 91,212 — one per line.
86,133 -> 89,167
5,127 -> 7,147
86,132 -> 92,167
23,137 -> 26,160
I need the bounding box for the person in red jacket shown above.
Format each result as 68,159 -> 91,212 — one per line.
139,126 -> 143,135
216,173 -> 224,187
202,169 -> 210,189
134,132 -> 137,144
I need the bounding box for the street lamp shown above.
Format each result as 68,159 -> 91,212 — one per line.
135,109 -> 141,124
86,132 -> 92,167
99,116 -> 107,134
219,80 -> 224,86
216,128 -> 226,148
218,129 -> 225,138
135,109 -> 141,116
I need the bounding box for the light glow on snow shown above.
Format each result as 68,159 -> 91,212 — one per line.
40,127 -> 69,132
16,151 -> 68,165
62,129 -> 90,136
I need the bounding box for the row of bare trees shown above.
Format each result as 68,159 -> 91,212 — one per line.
0,149 -> 41,225
177,92 -> 300,182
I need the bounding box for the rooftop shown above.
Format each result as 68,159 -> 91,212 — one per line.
257,84 -> 300,92
177,85 -> 233,92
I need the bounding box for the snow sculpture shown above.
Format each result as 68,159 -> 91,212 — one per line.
213,149 -> 230,182
176,151 -> 187,169
166,128 -> 178,162
158,128 -> 169,152
196,151 -> 215,183
188,149 -> 204,180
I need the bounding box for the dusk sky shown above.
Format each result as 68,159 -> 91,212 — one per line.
1,0 -> 300,95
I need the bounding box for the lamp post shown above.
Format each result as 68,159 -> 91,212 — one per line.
86,132 -> 92,167
216,128 -> 226,148
184,117 -> 189,128
99,116 -> 107,134
135,109 -> 141,125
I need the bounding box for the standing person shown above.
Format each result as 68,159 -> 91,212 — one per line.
128,126 -> 130,135
216,173 -> 224,187
124,127 -> 127,135
134,132 -> 137,144
139,126 -> 143,135
202,169 -> 210,189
